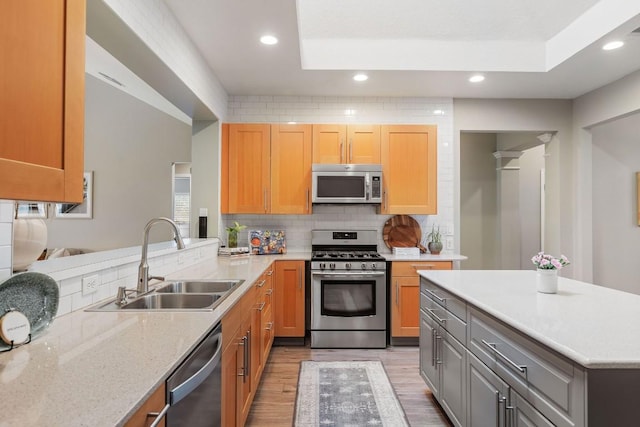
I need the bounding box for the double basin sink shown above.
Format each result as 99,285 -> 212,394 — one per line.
88,279 -> 244,312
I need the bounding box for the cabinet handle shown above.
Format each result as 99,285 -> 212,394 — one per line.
264,189 -> 268,212
424,288 -> 446,303
349,138 -> 353,162
257,301 -> 266,312
435,334 -> 442,365
412,264 -> 436,270
340,139 -> 344,163
257,279 -> 266,288
425,307 -> 446,325
431,329 -> 437,366
306,188 -> 310,212
481,340 -> 527,374
505,398 -> 514,427
266,269 -> 273,276
238,335 -> 248,382
265,288 -> 273,296
266,322 -> 273,331
495,392 -> 501,427
246,330 -> 251,380
298,268 -> 302,289
395,280 -> 399,306
148,404 -> 170,427
383,187 -> 388,211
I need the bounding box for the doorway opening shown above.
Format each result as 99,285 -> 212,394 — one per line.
460,132 -> 549,270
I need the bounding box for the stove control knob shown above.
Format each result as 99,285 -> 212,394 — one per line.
345,263 -> 351,270
361,263 -> 367,270
329,263 -> 336,270
320,263 -> 326,270
371,263 -> 377,270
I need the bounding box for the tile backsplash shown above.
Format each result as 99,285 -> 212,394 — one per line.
0,200 -> 13,281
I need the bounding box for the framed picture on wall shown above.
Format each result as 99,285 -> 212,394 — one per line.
54,171 -> 93,219
15,202 -> 48,219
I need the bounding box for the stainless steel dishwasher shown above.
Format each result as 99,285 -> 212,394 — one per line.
165,322 -> 222,426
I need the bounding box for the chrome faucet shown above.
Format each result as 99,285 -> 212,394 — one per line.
137,217 -> 186,294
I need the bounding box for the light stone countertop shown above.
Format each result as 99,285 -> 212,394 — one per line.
0,252 -> 309,427
419,269 -> 640,369
383,253 -> 467,262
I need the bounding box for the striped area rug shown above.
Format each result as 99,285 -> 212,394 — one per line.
294,360 -> 410,426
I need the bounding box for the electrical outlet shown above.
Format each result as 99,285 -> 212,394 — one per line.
82,274 -> 100,295
446,237 -> 454,250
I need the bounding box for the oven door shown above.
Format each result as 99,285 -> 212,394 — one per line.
311,271 -> 386,330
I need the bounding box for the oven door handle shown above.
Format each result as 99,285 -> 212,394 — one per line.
311,271 -> 386,278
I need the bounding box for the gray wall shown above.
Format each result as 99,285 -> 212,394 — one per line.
591,113 -> 640,293
518,145 -> 545,268
460,133 -> 498,269
45,75 -> 192,251
191,120 -> 220,238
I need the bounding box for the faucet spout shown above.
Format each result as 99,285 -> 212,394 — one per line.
137,217 -> 185,294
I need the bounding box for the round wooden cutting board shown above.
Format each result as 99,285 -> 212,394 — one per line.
382,215 -> 427,253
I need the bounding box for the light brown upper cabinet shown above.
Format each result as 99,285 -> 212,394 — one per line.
222,123 -> 312,214
380,125 -> 437,214
0,1 -> 86,202
312,125 -> 380,164
224,124 -> 271,213
271,124 -> 312,214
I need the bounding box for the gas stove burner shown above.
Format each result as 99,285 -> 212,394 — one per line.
311,250 -> 384,261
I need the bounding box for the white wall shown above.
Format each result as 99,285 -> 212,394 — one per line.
224,96 -> 455,253
44,75 -> 192,251
0,201 -> 13,280
460,133 -> 498,269
453,99 -> 574,276
591,113 -> 640,293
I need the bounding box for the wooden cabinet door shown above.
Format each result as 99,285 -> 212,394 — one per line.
381,125 -> 437,214
0,0 -> 85,202
221,335 -> 239,427
312,124 -> 346,164
392,275 -> 420,337
227,124 -> 271,213
347,125 -> 380,164
124,383 -> 166,427
271,125 -> 312,214
275,260 -> 305,337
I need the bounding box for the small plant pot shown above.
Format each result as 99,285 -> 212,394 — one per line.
536,269 -> 558,294
428,242 -> 443,255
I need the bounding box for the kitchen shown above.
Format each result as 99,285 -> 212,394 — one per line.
3,1 -> 640,426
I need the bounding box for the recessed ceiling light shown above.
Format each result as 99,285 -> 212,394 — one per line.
602,40 -> 624,51
353,73 -> 368,82
469,75 -> 485,83
260,35 -> 278,45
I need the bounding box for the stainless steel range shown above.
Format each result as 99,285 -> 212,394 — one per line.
310,230 -> 387,348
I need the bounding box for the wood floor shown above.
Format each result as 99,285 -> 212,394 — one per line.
246,345 -> 452,427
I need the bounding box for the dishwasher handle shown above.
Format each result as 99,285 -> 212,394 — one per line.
169,331 -> 223,405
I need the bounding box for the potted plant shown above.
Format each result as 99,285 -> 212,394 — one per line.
226,221 -> 246,248
426,224 -> 443,255
531,252 -> 570,294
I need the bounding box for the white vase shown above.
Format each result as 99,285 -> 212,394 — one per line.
536,269 -> 558,294
13,218 -> 48,271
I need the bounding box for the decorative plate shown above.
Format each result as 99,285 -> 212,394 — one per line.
0,272 -> 59,349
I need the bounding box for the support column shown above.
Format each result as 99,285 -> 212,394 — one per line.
493,151 -> 524,269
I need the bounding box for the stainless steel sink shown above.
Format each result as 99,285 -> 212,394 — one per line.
155,279 -> 244,294
120,293 -> 221,310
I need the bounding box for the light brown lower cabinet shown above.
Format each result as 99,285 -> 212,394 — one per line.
221,263 -> 275,426
124,383 -> 167,427
391,261 -> 452,337
274,260 -> 305,337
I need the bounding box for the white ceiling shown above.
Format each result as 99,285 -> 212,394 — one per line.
163,0 -> 640,99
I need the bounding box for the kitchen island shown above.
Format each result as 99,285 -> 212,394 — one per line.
0,252 -> 308,427
418,269 -> 640,427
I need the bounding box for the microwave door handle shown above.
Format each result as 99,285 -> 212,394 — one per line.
365,173 -> 370,200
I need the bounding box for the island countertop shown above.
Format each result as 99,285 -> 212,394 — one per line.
418,269 -> 640,369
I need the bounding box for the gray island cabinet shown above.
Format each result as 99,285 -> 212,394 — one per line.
419,270 -> 640,427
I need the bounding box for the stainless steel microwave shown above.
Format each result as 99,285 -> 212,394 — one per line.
312,164 -> 382,204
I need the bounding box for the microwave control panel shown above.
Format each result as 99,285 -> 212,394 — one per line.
371,176 -> 381,198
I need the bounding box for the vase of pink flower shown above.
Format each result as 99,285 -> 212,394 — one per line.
531,252 -> 570,294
